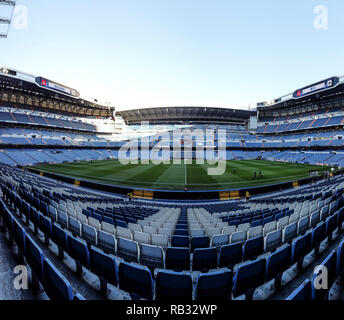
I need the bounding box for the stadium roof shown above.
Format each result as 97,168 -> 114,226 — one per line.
0,68 -> 115,118
117,106 -> 251,125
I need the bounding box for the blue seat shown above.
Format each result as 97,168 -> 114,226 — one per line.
243,236 -> 264,261
337,239 -> 344,277
325,214 -> 337,241
30,206 -> 40,232
266,245 -> 291,287
52,223 -> 68,252
312,250 -> 337,300
67,235 -> 90,273
174,229 -> 189,236
285,279 -> 312,300
43,258 -> 74,300
311,222 -> 326,255
118,262 -> 154,299
156,270 -> 192,300
117,238 -> 139,263
166,247 -> 190,271
39,214 -> 52,243
89,247 -> 118,290
25,234 -> 44,280
337,208 -> 344,231
291,233 -> 311,270
251,219 -> 262,228
13,218 -> 26,253
219,243 -> 242,268
191,236 -> 209,252
176,224 -> 188,230
0,201 -> 13,233
195,269 -> 232,301
192,247 -> 217,271
232,258 -> 266,299
171,235 -> 189,248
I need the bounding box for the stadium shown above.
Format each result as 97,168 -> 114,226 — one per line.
2,1 -> 344,309
1,66 -> 344,302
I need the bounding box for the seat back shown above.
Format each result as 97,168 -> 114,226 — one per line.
166,247 -> 190,271
196,269 -> 232,301
232,258 -> 266,298
243,236 -> 264,260
25,234 -> 44,280
156,271 -> 192,300
265,229 -> 282,253
67,235 -> 90,268
266,245 -> 291,281
291,233 -> 311,264
89,246 -> 118,286
43,258 -> 74,300
312,250 -> 337,300
192,247 -> 218,271
117,237 -> 139,263
140,244 -> 164,269
191,236 -> 209,252
218,242 -> 242,268
171,235 -> 189,248
285,279 -> 312,300
118,262 -> 154,299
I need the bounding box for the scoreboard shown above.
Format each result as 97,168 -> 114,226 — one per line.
35,77 -> 80,98
293,77 -> 339,99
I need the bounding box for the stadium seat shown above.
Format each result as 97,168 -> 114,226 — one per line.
118,262 -> 154,299
195,269 -> 232,301
139,244 -> 164,270
285,279 -> 312,300
117,238 -> 139,263
165,247 -> 190,271
266,245 -> 291,288
171,235 -> 189,248
191,236 -> 209,252
218,242 -> 242,268
312,250 -> 337,300
25,234 -> 44,282
97,230 -> 116,254
42,258 -> 74,300
243,236 -> 264,260
156,270 -> 193,300
192,247 -> 218,271
232,258 -> 266,300
66,235 -> 90,275
89,246 -> 118,293
291,233 -> 311,271
265,229 -> 282,253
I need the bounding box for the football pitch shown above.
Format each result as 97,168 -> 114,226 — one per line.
30,159 -> 330,191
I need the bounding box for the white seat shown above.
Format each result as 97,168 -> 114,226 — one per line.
263,221 -> 277,236
265,229 -> 282,252
223,225 -> 236,235
101,221 -> 115,235
230,230 -> 247,244
133,231 -> 151,245
116,227 -> 132,240
248,226 -> 263,239
88,217 -> 100,230
151,234 -> 168,248
237,223 -> 250,232
207,228 -> 221,238
211,234 -> 229,247
277,216 -> 289,230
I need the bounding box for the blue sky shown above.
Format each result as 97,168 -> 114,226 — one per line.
1,0 -> 343,110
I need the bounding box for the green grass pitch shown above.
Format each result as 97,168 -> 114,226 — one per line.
30,159 -> 329,191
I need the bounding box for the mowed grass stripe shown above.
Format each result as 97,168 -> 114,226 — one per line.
151,163 -> 186,189
30,159 -> 329,191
